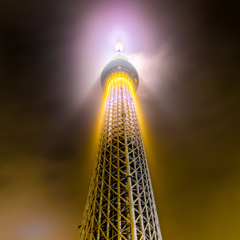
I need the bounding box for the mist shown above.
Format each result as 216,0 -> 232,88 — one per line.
1,0 -> 240,240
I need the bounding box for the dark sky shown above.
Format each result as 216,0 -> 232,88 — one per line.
1,0 -> 240,239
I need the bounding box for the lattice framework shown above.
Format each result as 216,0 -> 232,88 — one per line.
78,73 -> 162,240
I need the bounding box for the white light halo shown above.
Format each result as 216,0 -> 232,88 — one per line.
115,42 -> 123,53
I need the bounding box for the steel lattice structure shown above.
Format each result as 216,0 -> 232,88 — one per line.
78,52 -> 162,240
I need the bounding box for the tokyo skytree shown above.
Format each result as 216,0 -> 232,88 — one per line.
78,43 -> 162,240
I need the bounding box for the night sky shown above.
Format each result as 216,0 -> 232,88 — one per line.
1,0 -> 240,239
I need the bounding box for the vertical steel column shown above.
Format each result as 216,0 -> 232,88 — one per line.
97,93 -> 110,240
106,89 -> 112,239
122,84 -> 137,240
117,83 -> 122,240
125,82 -> 145,238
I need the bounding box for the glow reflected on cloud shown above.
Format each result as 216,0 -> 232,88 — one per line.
21,221 -> 51,240
128,47 -> 171,99
69,0 -> 155,111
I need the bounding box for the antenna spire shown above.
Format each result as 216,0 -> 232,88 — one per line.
115,42 -> 123,54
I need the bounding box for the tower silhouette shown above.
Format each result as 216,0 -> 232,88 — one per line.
78,45 -> 162,240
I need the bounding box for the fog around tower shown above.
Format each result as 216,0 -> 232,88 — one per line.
0,0 -> 240,240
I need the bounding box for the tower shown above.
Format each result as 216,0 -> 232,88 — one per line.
78,44 -> 162,240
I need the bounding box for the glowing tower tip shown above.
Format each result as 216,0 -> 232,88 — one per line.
115,42 -> 123,54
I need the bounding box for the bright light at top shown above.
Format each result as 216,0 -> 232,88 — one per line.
115,43 -> 123,53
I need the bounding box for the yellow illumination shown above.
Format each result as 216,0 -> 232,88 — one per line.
103,73 -> 145,137
105,73 -> 134,95
79,70 -> 161,240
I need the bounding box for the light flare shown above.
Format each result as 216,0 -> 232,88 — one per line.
115,42 -> 123,53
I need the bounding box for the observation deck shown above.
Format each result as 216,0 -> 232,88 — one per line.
101,54 -> 139,91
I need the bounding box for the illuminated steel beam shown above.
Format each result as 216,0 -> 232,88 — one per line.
78,48 -> 162,240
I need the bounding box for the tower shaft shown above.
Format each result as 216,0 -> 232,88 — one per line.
78,73 -> 162,240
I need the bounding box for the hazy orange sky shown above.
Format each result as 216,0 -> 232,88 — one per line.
1,0 -> 240,240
